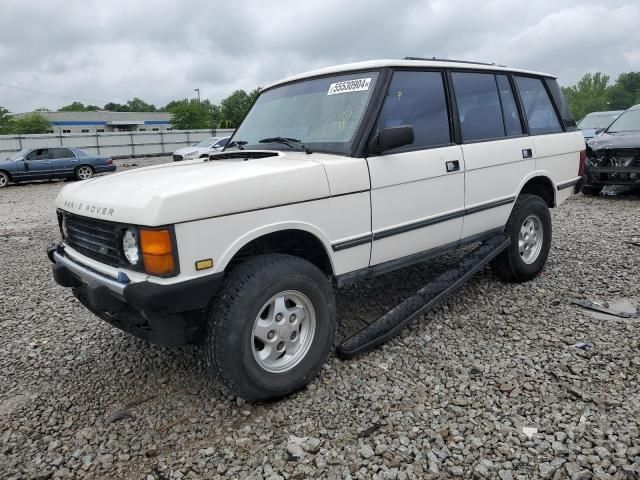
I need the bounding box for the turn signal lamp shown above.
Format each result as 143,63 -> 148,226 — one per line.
139,228 -> 176,275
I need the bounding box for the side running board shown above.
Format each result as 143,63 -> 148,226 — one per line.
337,234 -> 510,359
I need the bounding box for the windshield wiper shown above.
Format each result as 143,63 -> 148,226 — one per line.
226,140 -> 247,150
258,137 -> 312,154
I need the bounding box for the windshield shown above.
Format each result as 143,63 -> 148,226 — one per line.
578,112 -> 621,129
607,109 -> 640,133
7,148 -> 29,160
195,137 -> 218,147
229,72 -> 380,154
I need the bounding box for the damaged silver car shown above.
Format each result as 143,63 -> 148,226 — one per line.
583,104 -> 640,195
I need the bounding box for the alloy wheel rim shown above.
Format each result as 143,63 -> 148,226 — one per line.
0,174 -> 6,187
78,167 -> 92,179
251,290 -> 316,373
518,214 -> 543,264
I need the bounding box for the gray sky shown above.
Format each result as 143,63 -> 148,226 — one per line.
1,0 -> 639,113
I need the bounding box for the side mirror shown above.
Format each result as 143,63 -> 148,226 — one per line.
369,125 -> 415,154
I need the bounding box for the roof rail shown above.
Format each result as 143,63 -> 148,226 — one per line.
403,56 -> 504,67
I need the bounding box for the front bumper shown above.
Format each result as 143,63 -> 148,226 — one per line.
585,165 -> 640,186
47,243 -> 224,345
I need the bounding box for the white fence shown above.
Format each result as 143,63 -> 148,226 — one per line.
0,129 -> 235,159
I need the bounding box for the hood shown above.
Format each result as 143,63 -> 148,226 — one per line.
588,131 -> 640,151
580,128 -> 599,140
56,151 -> 331,226
174,146 -> 205,156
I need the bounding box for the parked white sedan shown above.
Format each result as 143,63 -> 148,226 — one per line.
172,137 -> 220,161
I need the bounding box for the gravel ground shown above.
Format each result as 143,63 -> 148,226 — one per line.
1,158 -> 639,480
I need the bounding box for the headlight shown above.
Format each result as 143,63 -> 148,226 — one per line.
122,229 -> 140,265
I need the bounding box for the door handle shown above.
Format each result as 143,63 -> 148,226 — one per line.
71,159 -> 78,162
44,161 -> 52,164
522,148 -> 533,159
445,160 -> 460,172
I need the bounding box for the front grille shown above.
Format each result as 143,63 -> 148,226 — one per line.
173,154 -> 183,161
63,213 -> 122,267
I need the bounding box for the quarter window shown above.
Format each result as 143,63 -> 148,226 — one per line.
515,76 -> 562,135
452,72 -> 505,142
376,71 -> 451,149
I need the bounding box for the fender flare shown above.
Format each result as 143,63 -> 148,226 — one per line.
216,221 -> 336,273
515,171 -> 557,206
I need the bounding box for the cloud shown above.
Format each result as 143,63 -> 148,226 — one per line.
0,0 -> 638,112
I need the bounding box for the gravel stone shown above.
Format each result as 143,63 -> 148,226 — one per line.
1,162 -> 639,479
359,444 -> 375,459
498,470 -> 513,480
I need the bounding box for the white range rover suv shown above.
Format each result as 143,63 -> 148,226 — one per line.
48,58 -> 585,400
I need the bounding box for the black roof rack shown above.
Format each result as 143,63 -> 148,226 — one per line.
403,56 -> 504,67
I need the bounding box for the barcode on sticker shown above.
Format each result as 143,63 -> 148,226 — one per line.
327,78 -> 372,95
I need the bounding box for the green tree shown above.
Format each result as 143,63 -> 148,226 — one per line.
125,97 -> 157,112
0,106 -> 14,134
562,72 -> 610,121
168,100 -> 212,129
85,105 -> 101,111
58,101 -> 87,112
607,72 -> 640,110
104,102 -> 127,112
12,113 -> 51,134
220,89 -> 255,127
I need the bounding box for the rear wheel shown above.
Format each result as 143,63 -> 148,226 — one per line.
204,254 -> 336,401
581,185 -> 602,196
492,194 -> 552,282
75,165 -> 94,181
0,171 -> 9,188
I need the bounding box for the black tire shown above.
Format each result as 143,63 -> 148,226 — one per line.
491,194 -> 552,283
581,185 -> 603,196
74,165 -> 94,181
204,254 -> 336,401
0,171 -> 9,188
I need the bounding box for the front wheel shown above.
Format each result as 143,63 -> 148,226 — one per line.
75,165 -> 94,181
492,194 -> 552,282
0,171 -> 9,188
204,254 -> 336,401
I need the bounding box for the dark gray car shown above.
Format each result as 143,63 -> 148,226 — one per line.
583,105 -> 640,194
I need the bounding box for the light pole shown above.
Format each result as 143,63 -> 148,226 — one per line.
194,88 -> 200,103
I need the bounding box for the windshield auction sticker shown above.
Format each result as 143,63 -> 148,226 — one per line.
327,78 -> 372,95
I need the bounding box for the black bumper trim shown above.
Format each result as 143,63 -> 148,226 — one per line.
123,272 -> 224,313
49,243 -> 224,314
557,178 -> 580,190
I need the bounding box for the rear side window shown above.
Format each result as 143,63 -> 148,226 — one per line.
452,72 -> 524,142
515,76 -> 562,135
50,148 -> 74,159
496,75 -> 523,136
376,71 -> 451,149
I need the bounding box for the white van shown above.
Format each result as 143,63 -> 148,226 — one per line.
49,58 -> 585,400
